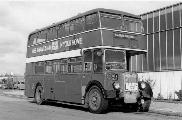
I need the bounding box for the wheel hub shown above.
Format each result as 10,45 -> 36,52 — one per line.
141,99 -> 144,104
89,91 -> 101,110
92,96 -> 97,102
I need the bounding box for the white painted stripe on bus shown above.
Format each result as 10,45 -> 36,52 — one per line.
26,49 -> 81,63
26,46 -> 147,63
55,81 -> 65,83
82,46 -> 147,53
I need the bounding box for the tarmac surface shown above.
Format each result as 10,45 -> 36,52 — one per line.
1,89 -> 182,117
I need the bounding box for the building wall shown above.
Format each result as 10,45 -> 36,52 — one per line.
138,3 -> 182,99
138,71 -> 182,99
141,3 -> 182,71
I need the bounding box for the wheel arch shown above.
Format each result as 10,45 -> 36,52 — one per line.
34,82 -> 42,97
85,80 -> 106,98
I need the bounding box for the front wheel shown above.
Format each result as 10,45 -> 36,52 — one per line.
88,86 -> 108,114
138,99 -> 151,112
34,86 -> 45,105
142,99 -> 151,112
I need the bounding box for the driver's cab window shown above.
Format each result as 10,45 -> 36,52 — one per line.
83,49 -> 92,72
93,49 -> 103,73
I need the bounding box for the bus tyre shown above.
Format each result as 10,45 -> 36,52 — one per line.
35,86 -> 44,105
88,86 -> 108,114
140,99 -> 151,112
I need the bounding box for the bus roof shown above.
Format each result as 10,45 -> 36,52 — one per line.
30,8 -> 140,35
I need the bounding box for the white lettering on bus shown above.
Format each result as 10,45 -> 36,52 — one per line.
60,37 -> 83,48
114,33 -> 134,39
44,45 -> 52,51
33,38 -> 46,45
52,41 -> 59,50
32,48 -> 37,54
33,38 -> 37,45
32,37 -> 83,54
32,44 -> 52,54
37,38 -> 46,43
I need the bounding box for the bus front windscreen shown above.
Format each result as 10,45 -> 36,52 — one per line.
105,49 -> 126,70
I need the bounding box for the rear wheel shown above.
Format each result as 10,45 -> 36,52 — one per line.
88,86 -> 108,114
34,86 -> 45,105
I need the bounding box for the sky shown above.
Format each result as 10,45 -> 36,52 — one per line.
0,0 -> 180,75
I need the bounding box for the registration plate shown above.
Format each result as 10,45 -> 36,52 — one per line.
125,83 -> 138,91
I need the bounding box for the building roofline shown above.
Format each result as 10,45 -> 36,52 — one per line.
140,2 -> 182,16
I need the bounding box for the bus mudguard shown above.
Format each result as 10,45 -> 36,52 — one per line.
85,80 -> 106,98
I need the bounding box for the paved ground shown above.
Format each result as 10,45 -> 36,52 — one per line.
150,101 -> 182,117
0,95 -> 181,120
3,90 -> 24,96
1,89 -> 182,118
0,89 -> 25,99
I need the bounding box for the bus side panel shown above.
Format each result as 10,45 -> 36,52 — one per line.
63,74 -> 82,104
102,30 -> 146,50
81,73 -> 92,97
102,30 -> 130,48
25,63 -> 35,98
54,73 -> 66,101
25,75 -> 34,98
54,73 -> 82,103
44,75 -> 55,100
136,34 -> 147,50
102,30 -> 113,46
82,30 -> 102,48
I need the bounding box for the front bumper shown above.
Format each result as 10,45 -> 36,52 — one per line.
104,82 -> 153,103
105,89 -> 139,103
105,88 -> 153,106
123,91 -> 138,103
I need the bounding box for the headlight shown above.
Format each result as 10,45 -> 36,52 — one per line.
141,82 -> 146,89
113,82 -> 120,90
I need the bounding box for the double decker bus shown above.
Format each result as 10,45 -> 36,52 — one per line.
25,8 -> 153,113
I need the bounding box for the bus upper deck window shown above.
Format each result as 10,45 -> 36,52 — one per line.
124,17 -> 143,33
136,22 -> 143,33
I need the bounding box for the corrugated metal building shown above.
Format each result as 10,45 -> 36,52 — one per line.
139,3 -> 182,99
